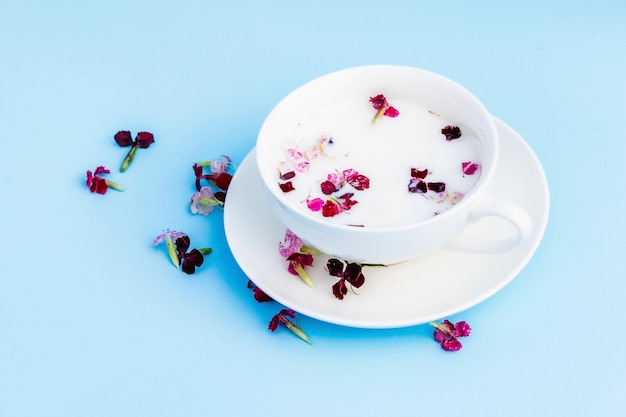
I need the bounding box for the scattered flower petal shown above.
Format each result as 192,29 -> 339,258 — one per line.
441,125 -> 462,141
462,161 -> 481,176
247,280 -> 274,302
278,229 -> 304,258
190,186 -> 223,215
268,309 -> 312,345
279,181 -> 295,193
174,235 -> 211,275
429,319 -> 471,351
154,230 -> 187,269
85,166 -> 124,194
115,130 -> 155,172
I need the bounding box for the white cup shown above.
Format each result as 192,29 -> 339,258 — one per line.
256,65 -> 531,264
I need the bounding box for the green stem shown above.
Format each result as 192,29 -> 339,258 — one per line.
284,319 -> 313,345
293,263 -> 314,288
198,247 -> 212,255
165,234 -> 180,269
120,145 -> 138,172
197,197 -> 223,207
371,106 -> 387,124
300,245 -> 320,255
104,180 -> 125,191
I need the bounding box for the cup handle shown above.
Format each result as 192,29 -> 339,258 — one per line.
445,194 -> 533,254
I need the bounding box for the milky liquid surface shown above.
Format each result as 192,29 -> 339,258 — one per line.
273,99 -> 484,228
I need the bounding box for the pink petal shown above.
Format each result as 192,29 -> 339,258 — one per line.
384,106 -> 399,117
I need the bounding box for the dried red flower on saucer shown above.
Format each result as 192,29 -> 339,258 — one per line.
326,258 -> 365,300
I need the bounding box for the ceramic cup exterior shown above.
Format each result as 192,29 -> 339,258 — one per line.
256,65 -> 531,264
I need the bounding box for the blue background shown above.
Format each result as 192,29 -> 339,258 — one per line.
1,1 -> 624,416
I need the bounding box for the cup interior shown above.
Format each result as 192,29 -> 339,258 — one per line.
256,65 -> 498,231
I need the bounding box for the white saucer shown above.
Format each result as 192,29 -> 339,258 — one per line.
224,117 -> 549,328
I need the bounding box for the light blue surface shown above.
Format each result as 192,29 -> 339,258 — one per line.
1,1 -> 624,416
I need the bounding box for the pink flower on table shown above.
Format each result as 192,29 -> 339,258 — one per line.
154,230 -> 188,269
268,308 -> 312,345
195,155 -> 232,174
190,186 -> 223,215
429,319 -> 472,351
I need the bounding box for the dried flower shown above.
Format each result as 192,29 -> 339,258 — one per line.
268,309 -> 312,344
154,230 -> 188,269
462,161 -> 481,176
190,186 -> 224,215
307,169 -> 370,217
286,253 -> 315,288
326,258 -> 365,300
85,166 -> 124,194
279,230 -> 318,287
175,235 -> 212,274
369,94 -> 399,124
190,156 -> 235,214
429,319 -> 471,351
114,130 -> 155,172
247,280 -> 273,302
441,125 -> 462,141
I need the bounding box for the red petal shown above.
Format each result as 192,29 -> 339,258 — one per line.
135,131 -> 155,148
326,258 -> 344,277
279,181 -> 295,193
114,130 -> 133,147
175,236 -> 191,254
384,106 -> 399,117
332,279 -> 348,300
344,262 -> 364,288
214,173 -> 232,190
